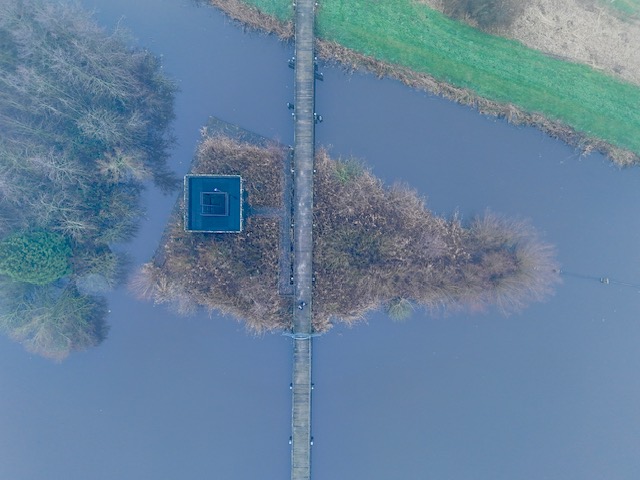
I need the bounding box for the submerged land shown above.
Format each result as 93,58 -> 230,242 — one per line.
208,0 -> 640,166
134,129 -> 559,332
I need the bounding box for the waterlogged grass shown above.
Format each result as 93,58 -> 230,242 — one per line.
240,0 -> 640,156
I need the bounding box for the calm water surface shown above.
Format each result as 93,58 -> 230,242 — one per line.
1,1 -> 639,479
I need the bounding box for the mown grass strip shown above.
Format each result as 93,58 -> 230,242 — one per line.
242,0 -> 640,155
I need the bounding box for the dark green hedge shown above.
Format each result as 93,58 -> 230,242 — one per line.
0,230 -> 72,285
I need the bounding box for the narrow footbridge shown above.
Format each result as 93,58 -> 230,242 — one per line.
288,0 -> 318,479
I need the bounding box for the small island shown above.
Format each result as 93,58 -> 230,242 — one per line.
134,122 -> 560,332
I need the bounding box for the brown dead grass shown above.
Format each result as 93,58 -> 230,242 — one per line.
420,0 -> 640,86
207,0 -> 293,38
134,213 -> 291,331
131,135 -> 292,333
508,0 -> 640,85
313,150 -> 561,326
197,134 -> 285,207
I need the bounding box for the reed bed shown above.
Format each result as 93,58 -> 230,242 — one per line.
135,135 -> 560,332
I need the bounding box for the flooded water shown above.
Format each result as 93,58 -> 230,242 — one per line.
1,1 -> 639,479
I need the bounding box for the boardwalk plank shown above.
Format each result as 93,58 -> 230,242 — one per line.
290,1 -> 316,479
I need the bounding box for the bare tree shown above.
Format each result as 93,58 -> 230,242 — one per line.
0,0 -> 177,360
0,282 -> 108,362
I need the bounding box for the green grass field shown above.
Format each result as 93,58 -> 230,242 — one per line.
241,0 -> 640,157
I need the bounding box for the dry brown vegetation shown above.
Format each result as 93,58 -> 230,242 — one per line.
207,0 -> 293,37
132,134 -> 292,332
133,134 -> 560,333
433,0 -> 526,30
312,150 -> 560,330
196,134 -> 285,207
132,215 -> 290,331
424,0 -> 640,86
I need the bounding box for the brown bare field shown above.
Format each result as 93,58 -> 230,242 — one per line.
423,0 -> 640,86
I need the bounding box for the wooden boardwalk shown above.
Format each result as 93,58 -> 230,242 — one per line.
290,0 -> 317,479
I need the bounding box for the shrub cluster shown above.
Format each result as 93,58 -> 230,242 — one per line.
0,230 -> 72,285
441,0 -> 525,30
